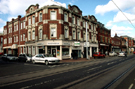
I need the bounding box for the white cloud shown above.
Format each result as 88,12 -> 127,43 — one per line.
0,0 -> 66,15
0,18 -> 5,24
95,0 -> 135,15
0,27 -> 3,33
106,21 -> 113,27
111,25 -> 133,37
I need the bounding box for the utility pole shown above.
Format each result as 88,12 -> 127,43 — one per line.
86,22 -> 89,60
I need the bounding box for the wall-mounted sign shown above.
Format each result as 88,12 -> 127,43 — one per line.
37,43 -> 44,46
62,42 -> 70,45
47,42 -> 60,45
84,42 -> 89,47
74,42 -> 80,46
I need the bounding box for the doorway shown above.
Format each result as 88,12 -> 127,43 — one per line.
52,49 -> 56,57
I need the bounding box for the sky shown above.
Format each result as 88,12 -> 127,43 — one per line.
0,0 -> 135,39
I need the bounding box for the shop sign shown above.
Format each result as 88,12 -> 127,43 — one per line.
62,42 -> 70,45
74,42 -> 80,46
37,43 -> 44,46
84,42 -> 89,47
12,44 -> 17,49
47,42 -> 60,45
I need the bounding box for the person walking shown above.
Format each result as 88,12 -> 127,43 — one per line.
71,52 -> 74,59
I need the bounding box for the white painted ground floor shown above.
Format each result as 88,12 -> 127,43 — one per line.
3,40 -> 99,60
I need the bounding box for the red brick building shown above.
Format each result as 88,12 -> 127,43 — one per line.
0,34 -> 3,53
97,22 -> 111,55
3,4 -> 99,60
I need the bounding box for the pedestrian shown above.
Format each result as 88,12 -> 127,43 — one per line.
81,51 -> 84,58
71,52 -> 74,59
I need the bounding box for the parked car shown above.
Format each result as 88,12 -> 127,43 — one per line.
32,54 -> 60,65
18,53 -> 32,62
93,52 -> 105,59
133,51 -> 135,54
1,54 -> 18,61
109,51 -> 117,56
118,51 -> 125,57
0,52 -> 4,56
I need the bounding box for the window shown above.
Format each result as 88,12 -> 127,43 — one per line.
83,33 -> 85,40
32,46 -> 35,55
23,34 -> 25,41
51,28 -> 56,37
77,32 -> 80,40
32,16 -> 35,24
29,17 -> 31,25
77,18 -> 80,26
65,29 -> 68,38
16,24 -> 18,31
64,13 -> 68,22
14,36 -> 16,42
4,39 -> 7,44
21,22 -> 23,29
62,48 -> 69,56
39,29 -> 42,39
39,13 -> 42,22
83,21 -> 85,28
72,16 -> 75,24
23,21 -> 25,28
21,35 -> 22,41
16,36 -> 18,42
51,11 -> 56,20
32,30 -> 35,40
73,31 -> 76,39
28,46 -> 31,54
29,31 -> 31,40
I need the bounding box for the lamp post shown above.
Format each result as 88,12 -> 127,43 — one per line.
86,22 -> 89,60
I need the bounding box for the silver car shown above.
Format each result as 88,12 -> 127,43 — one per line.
109,51 -> 117,56
118,51 -> 125,57
32,54 -> 60,65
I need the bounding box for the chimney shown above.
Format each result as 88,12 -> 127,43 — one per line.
68,4 -> 71,10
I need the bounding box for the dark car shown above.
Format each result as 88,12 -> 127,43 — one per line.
1,54 -> 18,61
93,52 -> 105,59
0,52 -> 4,56
18,53 -> 32,62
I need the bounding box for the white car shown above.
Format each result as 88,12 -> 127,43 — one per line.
118,51 -> 125,57
32,54 -> 60,65
109,51 -> 117,56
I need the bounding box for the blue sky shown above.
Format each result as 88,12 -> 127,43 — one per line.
0,0 -> 135,38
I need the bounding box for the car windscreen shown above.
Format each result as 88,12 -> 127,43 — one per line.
7,54 -> 14,56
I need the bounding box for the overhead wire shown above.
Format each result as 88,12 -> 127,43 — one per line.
111,0 -> 135,29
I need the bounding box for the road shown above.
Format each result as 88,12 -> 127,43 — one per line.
0,55 -> 135,89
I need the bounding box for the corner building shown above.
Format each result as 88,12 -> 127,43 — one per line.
3,4 -> 99,60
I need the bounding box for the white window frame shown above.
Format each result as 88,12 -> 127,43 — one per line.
77,31 -> 80,40
64,13 -> 68,22
32,16 -> 35,24
21,35 -> 22,41
29,17 -> 31,25
72,16 -> 75,24
14,36 -> 16,42
39,29 -> 42,40
16,36 -> 18,42
51,28 -> 56,37
51,11 -> 56,20
39,13 -> 42,22
21,22 -> 23,29
23,34 -> 25,41
23,21 -> 25,28
32,30 -> 35,40
16,24 -> 18,31
77,18 -> 80,26
28,31 -> 31,40
65,29 -> 68,38
73,30 -> 76,39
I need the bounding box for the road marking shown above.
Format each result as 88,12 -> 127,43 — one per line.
87,66 -> 102,71
107,62 -> 114,65
128,83 -> 134,89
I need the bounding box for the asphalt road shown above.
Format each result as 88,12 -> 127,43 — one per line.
0,55 -> 135,89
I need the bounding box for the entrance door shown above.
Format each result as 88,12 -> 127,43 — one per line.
52,49 -> 56,57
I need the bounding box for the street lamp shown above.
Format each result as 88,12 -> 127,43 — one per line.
86,22 -> 89,60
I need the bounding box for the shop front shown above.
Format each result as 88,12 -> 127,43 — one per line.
112,46 -> 121,53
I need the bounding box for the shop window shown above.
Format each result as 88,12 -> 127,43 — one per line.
62,48 -> 69,56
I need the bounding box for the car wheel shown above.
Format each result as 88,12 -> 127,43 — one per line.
32,60 -> 35,64
45,60 -> 49,65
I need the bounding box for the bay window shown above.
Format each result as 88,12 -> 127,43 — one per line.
51,28 -> 56,37
32,30 -> 35,40
51,11 -> 56,20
